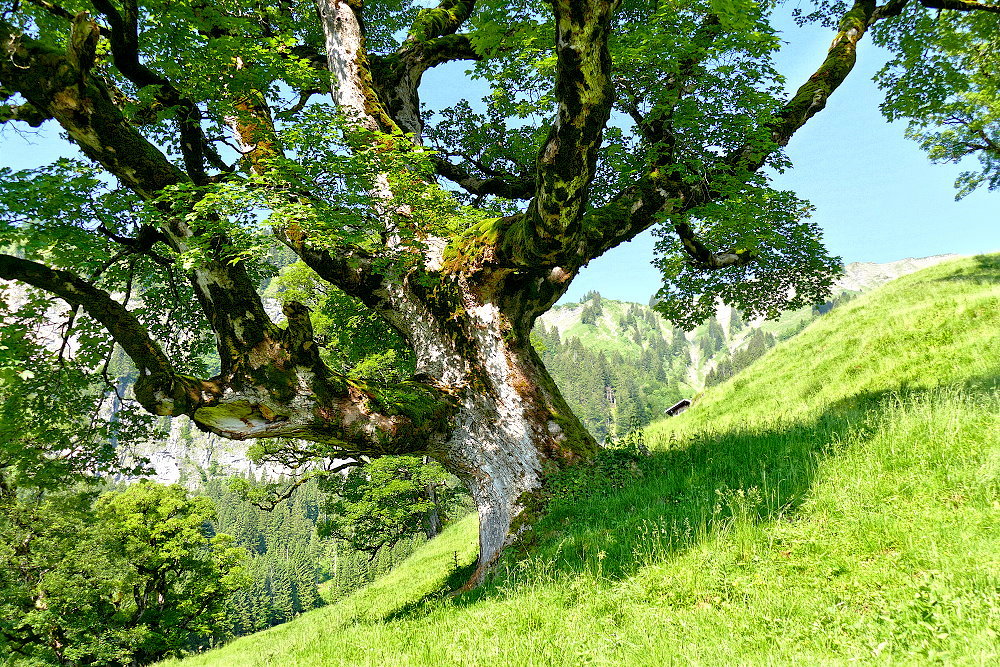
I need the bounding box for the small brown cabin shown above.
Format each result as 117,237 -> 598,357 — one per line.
665,399 -> 691,417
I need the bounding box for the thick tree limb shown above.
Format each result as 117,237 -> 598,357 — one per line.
317,0 -> 399,133
0,18 -> 185,194
739,0 -> 1000,172
767,1 -> 877,152
24,0 -> 77,22
528,0 -> 620,250
419,33 -> 480,67
871,0 -> 911,21
0,258 -> 453,453
273,226 -> 417,343
406,0 -> 476,42
372,15 -> 481,138
275,230 -> 382,301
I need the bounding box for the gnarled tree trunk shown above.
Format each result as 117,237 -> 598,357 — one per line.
391,278 -> 597,582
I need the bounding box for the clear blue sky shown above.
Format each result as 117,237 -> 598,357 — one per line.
2,14 -> 996,305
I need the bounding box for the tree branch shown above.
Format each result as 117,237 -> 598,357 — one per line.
370,16 -> 480,138
431,154 -> 534,199
671,220 -> 757,268
23,0 -> 76,22
726,0 -> 877,175
579,3 -> 875,272
0,100 -> 49,126
406,0 -> 476,43
641,13 -> 723,146
88,0 -> 216,185
0,256 -> 452,454
0,17 -> 185,194
918,0 -> 1000,13
0,254 -> 173,377
527,0 -> 620,250
871,0 -> 910,21
419,33 -> 480,67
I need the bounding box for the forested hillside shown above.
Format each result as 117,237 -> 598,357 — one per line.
533,253 -> 960,441
162,255 -> 999,666
535,292 -> 825,439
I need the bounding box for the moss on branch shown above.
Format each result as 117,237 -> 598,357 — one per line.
407,0 -> 476,42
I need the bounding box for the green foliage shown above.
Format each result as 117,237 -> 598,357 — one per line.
535,320 -> 673,442
532,295 -> 821,440
0,159 -> 218,377
653,189 -> 842,329
0,482 -> 246,666
264,260 -> 413,381
207,459 -> 471,633
202,476 -> 330,636
0,279 -> 164,501
534,428 -> 649,514
578,298 -> 603,326
873,6 -> 1000,197
319,457 -> 463,557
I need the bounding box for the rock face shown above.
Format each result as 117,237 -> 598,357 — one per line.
116,416 -> 296,485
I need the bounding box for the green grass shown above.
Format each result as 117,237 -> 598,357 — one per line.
165,255 -> 1000,666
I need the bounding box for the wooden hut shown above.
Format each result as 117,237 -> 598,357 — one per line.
665,398 -> 691,417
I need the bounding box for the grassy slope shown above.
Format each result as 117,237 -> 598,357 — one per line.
167,255 -> 1000,666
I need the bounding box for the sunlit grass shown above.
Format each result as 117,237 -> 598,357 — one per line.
164,255 -> 1000,666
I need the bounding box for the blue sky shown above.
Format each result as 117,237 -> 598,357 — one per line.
547,18 -> 999,304
2,13 -> 996,306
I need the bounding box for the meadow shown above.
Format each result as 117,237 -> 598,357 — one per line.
163,255 -> 1000,666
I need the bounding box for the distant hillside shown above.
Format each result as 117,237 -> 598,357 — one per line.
835,253 -> 964,291
534,292 -> 832,440
162,254 -> 1000,667
533,294 -> 688,440
533,253 -> 977,441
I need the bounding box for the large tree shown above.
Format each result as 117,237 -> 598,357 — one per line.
1,0 -> 997,585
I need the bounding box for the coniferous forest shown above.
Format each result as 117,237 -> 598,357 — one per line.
531,290 -> 855,441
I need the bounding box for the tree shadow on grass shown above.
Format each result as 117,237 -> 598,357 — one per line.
933,254 -> 1000,284
383,372 -> 999,621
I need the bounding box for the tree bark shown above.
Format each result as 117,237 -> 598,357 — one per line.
405,286 -> 597,584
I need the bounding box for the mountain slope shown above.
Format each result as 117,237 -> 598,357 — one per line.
835,253 -> 964,292
163,254 -> 1000,666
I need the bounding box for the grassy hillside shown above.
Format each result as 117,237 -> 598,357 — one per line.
165,254 -> 999,666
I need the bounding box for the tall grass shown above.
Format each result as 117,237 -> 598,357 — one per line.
164,255 -> 999,666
